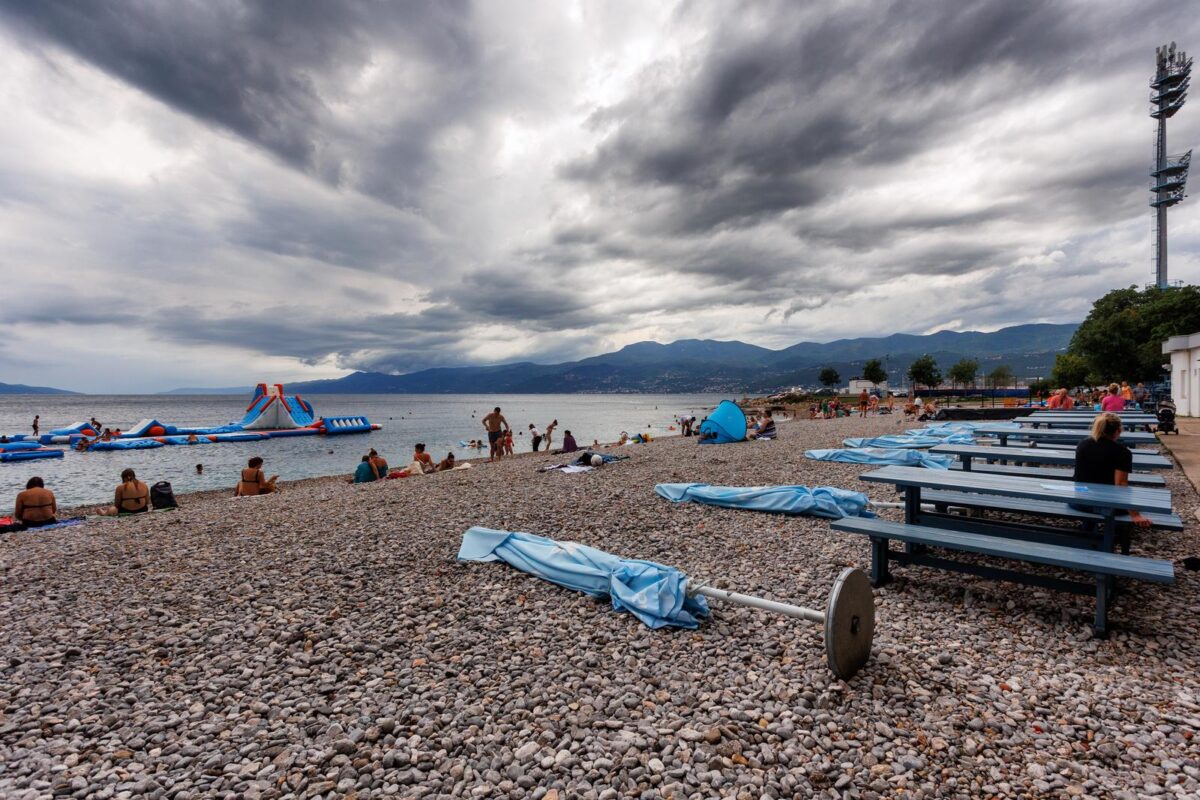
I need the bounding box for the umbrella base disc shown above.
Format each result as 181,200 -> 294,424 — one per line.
825,567 -> 875,679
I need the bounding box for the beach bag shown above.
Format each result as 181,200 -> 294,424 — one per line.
150,481 -> 178,510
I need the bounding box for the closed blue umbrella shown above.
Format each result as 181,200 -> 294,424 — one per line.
457,527 -> 709,629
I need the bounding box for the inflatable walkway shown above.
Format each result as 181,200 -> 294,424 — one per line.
1,382 -> 381,461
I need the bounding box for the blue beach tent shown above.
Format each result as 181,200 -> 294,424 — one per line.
698,400 -> 747,444
457,527 -> 709,629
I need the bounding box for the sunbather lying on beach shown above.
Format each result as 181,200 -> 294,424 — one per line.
98,468 -> 150,516
436,453 -> 457,471
236,456 -> 278,496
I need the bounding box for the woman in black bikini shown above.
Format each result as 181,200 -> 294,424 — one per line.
236,456 -> 278,496
15,477 -> 57,527
98,468 -> 150,516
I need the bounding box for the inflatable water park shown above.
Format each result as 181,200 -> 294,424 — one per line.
0,383 -> 379,461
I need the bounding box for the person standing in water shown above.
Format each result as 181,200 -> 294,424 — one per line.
482,407 -> 509,462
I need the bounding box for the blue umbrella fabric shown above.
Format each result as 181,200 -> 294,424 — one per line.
804,447 -> 952,469
655,483 -> 872,518
842,433 -> 972,449
457,527 -> 709,629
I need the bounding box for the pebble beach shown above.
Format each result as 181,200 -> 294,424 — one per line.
2,415 -> 1198,800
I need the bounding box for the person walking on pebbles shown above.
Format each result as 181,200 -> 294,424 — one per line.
543,418 -> 558,451
482,407 -> 509,462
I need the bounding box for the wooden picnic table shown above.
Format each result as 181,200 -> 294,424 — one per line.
972,425 -> 1159,449
930,443 -> 1172,471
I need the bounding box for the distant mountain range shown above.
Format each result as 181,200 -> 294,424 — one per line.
0,381 -> 79,395
164,322 -> 1078,394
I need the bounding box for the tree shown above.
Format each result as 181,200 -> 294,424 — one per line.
1028,378 -> 1053,397
1068,284 -> 1200,382
1050,352 -> 1089,389
988,365 -> 1014,389
818,367 -> 840,388
907,355 -> 941,391
947,358 -> 978,392
861,358 -> 887,387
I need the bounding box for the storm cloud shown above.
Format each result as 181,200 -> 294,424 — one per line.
0,0 -> 1197,391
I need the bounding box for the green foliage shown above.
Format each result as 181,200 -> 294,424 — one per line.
947,358 -> 978,389
1050,352 -> 1090,388
1028,378 -> 1053,396
987,365 -> 1014,388
818,366 -> 840,387
861,358 -> 887,386
907,355 -> 941,390
1068,284 -> 1200,383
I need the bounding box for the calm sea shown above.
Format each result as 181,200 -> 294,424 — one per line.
0,393 -> 728,509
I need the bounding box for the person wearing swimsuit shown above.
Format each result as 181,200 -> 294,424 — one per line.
15,477 -> 57,527
236,456 -> 278,496
98,468 -> 151,516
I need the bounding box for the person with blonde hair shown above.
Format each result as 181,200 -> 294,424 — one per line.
1072,413 -> 1150,528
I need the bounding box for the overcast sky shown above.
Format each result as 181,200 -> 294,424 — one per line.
2,1 -> 1199,392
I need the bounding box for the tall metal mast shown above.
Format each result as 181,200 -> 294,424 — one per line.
1150,42 -> 1192,289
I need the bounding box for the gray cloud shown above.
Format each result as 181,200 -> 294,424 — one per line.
1,0 -> 1199,391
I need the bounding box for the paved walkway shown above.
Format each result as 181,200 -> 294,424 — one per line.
1161,417 -> 1200,494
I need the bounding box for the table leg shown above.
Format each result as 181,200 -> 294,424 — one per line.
870,537 -> 890,587
1101,513 -> 1117,553
962,455 -> 973,471
903,486 -> 923,556
1093,576 -> 1109,638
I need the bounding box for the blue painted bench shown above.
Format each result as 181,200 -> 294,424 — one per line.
921,489 -> 1184,531
831,517 -> 1174,636
947,461 -> 1166,487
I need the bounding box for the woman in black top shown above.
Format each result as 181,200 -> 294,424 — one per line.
1073,413 -> 1151,528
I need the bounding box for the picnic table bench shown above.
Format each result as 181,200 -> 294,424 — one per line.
833,465 -> 1175,635
1017,414 -> 1157,431
831,517 -> 1174,636
931,443 -> 1170,486
972,425 -> 1159,449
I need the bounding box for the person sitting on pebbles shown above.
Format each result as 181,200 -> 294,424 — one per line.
436,452 -> 457,471
236,456 -> 278,496
15,477 -> 57,528
98,468 -> 151,516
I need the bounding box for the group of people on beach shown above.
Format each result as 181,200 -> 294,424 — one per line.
351,444 -> 462,483
1040,382 -> 1154,411
809,391 -> 898,419
482,407 -> 585,460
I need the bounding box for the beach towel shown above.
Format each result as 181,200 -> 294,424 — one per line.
655,483 -> 872,519
804,447 -> 952,469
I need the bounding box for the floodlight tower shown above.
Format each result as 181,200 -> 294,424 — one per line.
1150,42 -> 1193,289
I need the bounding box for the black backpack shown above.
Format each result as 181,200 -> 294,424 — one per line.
150,481 -> 178,510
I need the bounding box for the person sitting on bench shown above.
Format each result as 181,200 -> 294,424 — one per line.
1072,412 -> 1150,528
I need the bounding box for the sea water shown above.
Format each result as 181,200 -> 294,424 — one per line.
0,393 -> 728,509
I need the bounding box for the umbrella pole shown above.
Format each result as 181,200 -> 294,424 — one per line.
688,583 -> 825,623
685,567 -> 875,680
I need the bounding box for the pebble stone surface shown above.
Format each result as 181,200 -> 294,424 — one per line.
1,414 -> 1198,800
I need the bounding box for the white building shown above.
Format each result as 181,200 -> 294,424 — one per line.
1163,332 -> 1200,417
842,379 -> 888,395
